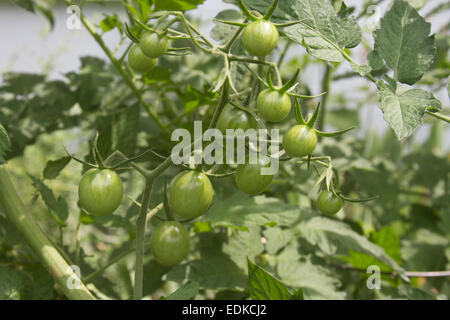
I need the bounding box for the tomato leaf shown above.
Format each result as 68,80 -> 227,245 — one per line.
43,157 -> 71,180
247,259 -> 293,300
0,124 -> 11,165
377,81 -> 442,139
165,281 -> 199,300
373,0 -> 436,85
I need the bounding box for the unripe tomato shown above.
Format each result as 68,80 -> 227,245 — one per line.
167,170 -> 214,220
283,125 -> 317,158
78,169 -> 123,216
128,44 -> 156,73
241,20 -> 279,57
235,159 -> 274,195
257,89 -> 291,122
139,32 -> 169,58
216,105 -> 258,133
150,221 -> 190,267
317,190 -> 343,215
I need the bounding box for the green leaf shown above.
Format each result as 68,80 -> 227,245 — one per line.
271,0 -> 361,62
223,228 -> 264,270
43,157 -> 71,180
153,0 -> 205,11
0,124 -> 11,164
99,14 -> 122,33
201,193 -> 300,229
263,227 -> 294,255
297,216 -> 404,273
290,289 -> 304,300
165,281 -> 199,300
166,233 -> 247,290
377,81 -> 442,139
28,175 -> 69,225
0,266 -> 32,300
373,0 -> 436,85
367,50 -> 388,76
247,259 -> 292,300
398,285 -> 443,300
277,245 -> 346,299
211,10 -> 243,43
342,227 -> 401,272
166,254 -> 247,290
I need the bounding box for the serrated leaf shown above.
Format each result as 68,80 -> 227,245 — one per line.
0,266 -> 32,300
211,9 -> 243,43
373,0 -> 436,85
99,14 -> 122,33
342,227 -> 401,272
29,175 -> 69,224
0,124 -> 11,164
297,216 -> 404,273
165,253 -> 247,290
377,81 -> 442,139
165,281 -> 199,300
277,246 -> 346,299
223,228 -> 264,270
247,259 -> 292,300
201,193 -> 300,229
43,157 -> 71,180
263,227 -> 294,255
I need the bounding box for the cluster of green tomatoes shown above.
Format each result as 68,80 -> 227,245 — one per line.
77,1 -> 346,267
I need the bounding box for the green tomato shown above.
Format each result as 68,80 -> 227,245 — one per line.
167,170 -> 214,220
241,20 -> 279,57
78,169 -> 123,216
139,32 -> 169,58
128,44 -> 156,73
235,159 -> 274,195
257,89 -> 292,122
283,125 -> 317,158
317,190 -> 343,216
150,221 -> 190,267
216,105 -> 258,133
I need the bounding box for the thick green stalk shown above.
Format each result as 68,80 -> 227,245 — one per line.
0,166 -> 95,300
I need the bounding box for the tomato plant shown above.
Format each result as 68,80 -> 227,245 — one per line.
0,0 -> 449,303
78,169 -> 123,216
150,221 -> 190,267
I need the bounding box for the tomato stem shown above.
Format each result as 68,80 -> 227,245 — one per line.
263,0 -> 279,21
238,0 -> 258,21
